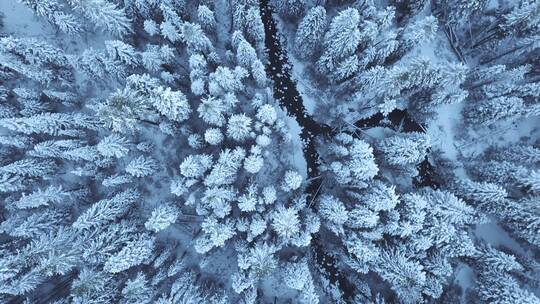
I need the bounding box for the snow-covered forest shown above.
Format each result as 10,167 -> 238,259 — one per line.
0,0 -> 539,303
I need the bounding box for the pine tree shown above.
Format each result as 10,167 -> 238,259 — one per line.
294,6 -> 327,59
517,170 -> 540,192
18,0 -> 82,34
317,8 -> 361,73
121,273 -> 153,304
197,96 -> 227,126
198,5 -> 216,31
378,133 -> 430,166
318,195 -> 348,235
73,189 -> 139,230
473,245 -> 540,304
468,160 -> 528,185
332,54 -> 360,81
201,186 -> 236,218
273,0 -> 306,19
15,185 -> 71,209
145,203 -> 180,232
70,269 -> 117,303
236,39 -> 258,68
281,170 -> 303,191
105,40 -> 139,67
327,135 -> 379,185
464,96 -> 525,125
195,217 -> 236,254
143,19 -> 159,36
244,152 -> 264,174
204,128 -> 224,145
237,184 -> 258,212
0,113 -> 98,135
401,16 -> 438,50
67,0 -> 132,36
0,158 -> 56,177
104,233 -> 155,273
457,179 -> 508,206
75,48 -> 114,79
374,249 -> 426,303
153,87 -> 191,122
125,155 -> 158,177
247,214 -> 267,242
141,44 -> 166,72
180,22 -> 213,53
98,88 -> 153,133
489,144 -> 540,165
97,134 -> 130,158
0,174 -> 26,193
256,104 -> 277,125
244,7 -> 265,46
433,0 -> 486,24
160,21 -> 181,42
158,272 -> 209,303
283,259 -> 311,290
208,66 -> 247,96
501,196 -> 540,247
500,1 -> 540,36
189,53 -> 208,95
272,206 -> 300,240
227,114 -> 253,142
103,174 -> 133,188
180,154 -> 213,179
0,209 -> 66,238
252,60 -> 267,85
245,242 -> 278,277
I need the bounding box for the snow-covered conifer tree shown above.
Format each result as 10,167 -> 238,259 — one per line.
378,132 -> 430,166
19,0 -> 82,34
143,19 -> 159,36
198,5 -> 216,31
464,96 -> 524,125
152,87 -> 191,122
15,185 -> 71,209
73,189 -> 139,230
67,0 -> 132,36
317,8 -> 361,73
97,134 -> 130,158
104,233 -> 156,273
245,7 -> 265,46
145,203 -> 180,232
197,96 -> 227,126
227,114 -> 252,142
236,39 -> 258,68
294,7 -> 327,59
281,170 -> 303,191
195,217 -> 236,254
205,147 -> 246,186
273,0 -> 306,19
318,195 -> 348,235
180,22 -> 213,53
180,154 -> 213,179
125,155 -> 158,177
244,152 -> 264,174
204,128 -> 224,145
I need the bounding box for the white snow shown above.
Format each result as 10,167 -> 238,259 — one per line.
475,221 -> 527,255
0,1 -> 53,37
280,111 -> 308,179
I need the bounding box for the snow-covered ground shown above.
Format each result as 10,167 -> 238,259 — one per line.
0,1 -> 52,37
0,1 -> 113,53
